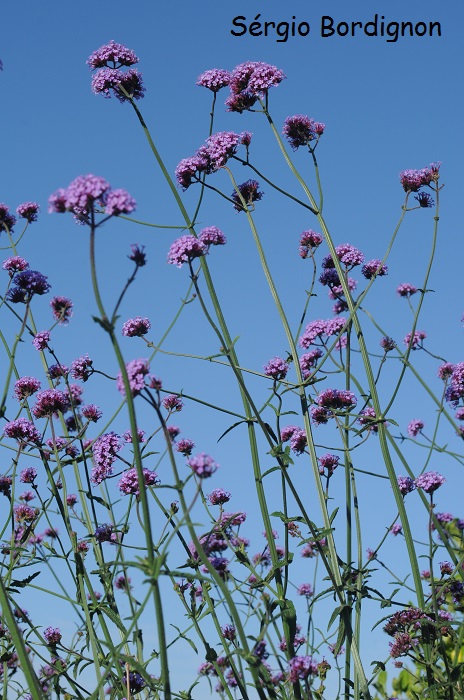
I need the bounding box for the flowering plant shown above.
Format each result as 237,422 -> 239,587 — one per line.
0,40 -> 463,700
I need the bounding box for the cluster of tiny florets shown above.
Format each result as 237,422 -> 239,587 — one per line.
87,41 -> 144,102
225,61 -> 285,112
122,316 -> 151,337
49,174 -> 136,220
187,453 -> 218,478
196,68 -> 231,92
116,358 -> 150,397
118,467 -> 159,497
283,115 -> 325,150
91,432 -> 122,484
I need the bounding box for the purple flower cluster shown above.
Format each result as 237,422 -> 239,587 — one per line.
162,394 -> 183,412
20,467 -> 37,483
225,61 -> 285,112
122,316 -> 151,337
362,259 -> 388,279
287,655 -> 318,683
4,418 -> 41,444
14,376 -> 41,400
196,68 -> 231,92
187,453 -> 218,478
231,179 -> 264,212
299,229 -> 323,258
16,202 -> 40,223
128,243 -> 146,266
6,269 -> 51,304
399,162 -> 440,192
32,389 -> 69,418
43,627 -> 62,645
299,317 -> 347,349
318,453 -> 340,475
297,583 -> 314,598
407,419 -> 424,437
32,331 -> 50,351
0,203 -> 17,232
198,226 -> 227,248
116,358 -> 150,397
280,425 -> 307,455
91,432 -> 122,484
415,192 -> 434,208
208,488 -> 231,505
445,363 -> 464,406
176,438 -> 195,455
299,348 -> 323,378
87,40 -> 139,69
404,330 -> 427,349
94,524 -> 117,543
175,131 -> 245,189
118,467 -> 159,497
167,235 -> 206,267
50,296 -> 73,324
70,355 -> 93,381
283,115 -> 325,150
397,283 -> 417,297
380,336 -> 396,352
414,471 -> 445,494
397,476 -> 415,496
87,40 -> 144,102
316,388 -> 357,411
263,356 -> 289,380
49,174 -> 136,220
3,255 -> 29,276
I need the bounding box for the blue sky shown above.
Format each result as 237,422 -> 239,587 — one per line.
1,0 -> 464,696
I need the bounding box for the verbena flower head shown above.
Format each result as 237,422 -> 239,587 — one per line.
118,467 -> 159,497
167,235 -> 206,267
0,203 -> 16,232
404,330 -> 427,349
128,243 -> 146,266
228,61 -> 285,109
87,40 -> 139,69
175,131 -> 243,189
414,471 -> 445,494
317,388 -> 357,411
283,115 -> 323,150
297,583 -> 314,598
397,475 -> 415,496
94,523 -> 117,543
122,316 -> 151,337
32,389 -> 69,418
287,655 -> 318,682
362,259 -> 388,279
415,192 -> 434,208
7,270 -> 51,303
16,202 -> 40,222
196,68 -> 231,92
116,358 -> 150,397
208,488 -> 231,505
333,243 -> 365,269
115,574 -> 132,591
91,432 -> 122,485
50,296 -> 73,324
70,355 -> 93,381
264,356 -> 289,380
290,428 -> 307,455
391,523 -> 402,536
399,163 -> 439,192
380,336 -> 396,352
299,348 -> 323,378
176,438 -> 195,455
187,453 -> 218,478
407,419 -> 424,437
91,67 -> 145,102
162,394 -> 183,411
52,174 -> 109,216
32,331 -> 50,350
358,407 -> 381,433
397,283 -> 417,297
318,453 -> 340,475
231,180 -> 264,212
20,467 -> 37,483
299,229 -> 323,258
198,226 -> 227,247
14,504 -> 38,523
14,376 -> 41,400
104,189 -> 136,216
3,255 -> 29,276
4,418 -> 41,444
43,627 -> 62,645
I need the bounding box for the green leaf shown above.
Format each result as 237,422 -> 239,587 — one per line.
9,570 -> 41,589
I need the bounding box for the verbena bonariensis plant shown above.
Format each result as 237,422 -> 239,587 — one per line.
0,40 -> 463,700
